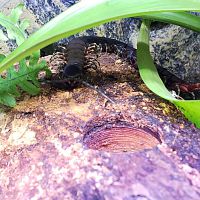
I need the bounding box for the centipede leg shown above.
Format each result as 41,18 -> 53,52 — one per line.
50,53 -> 66,63
85,57 -> 100,71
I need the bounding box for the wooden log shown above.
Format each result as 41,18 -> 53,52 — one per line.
0,53 -> 200,200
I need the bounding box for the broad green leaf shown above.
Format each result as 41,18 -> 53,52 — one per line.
143,12 -> 200,32
0,0 -> 200,73
137,20 -> 200,128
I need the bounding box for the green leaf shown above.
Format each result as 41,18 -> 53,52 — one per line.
0,3 -> 27,45
137,19 -> 200,128
20,19 -> 30,31
29,51 -> 41,66
0,56 -> 49,106
0,93 -> 16,107
143,12 -> 200,32
0,54 -> 6,62
0,12 -> 25,44
0,4 -> 50,107
9,3 -> 24,24
17,80 -> 40,95
0,0 -> 200,73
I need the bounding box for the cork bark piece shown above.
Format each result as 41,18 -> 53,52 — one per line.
0,52 -> 200,199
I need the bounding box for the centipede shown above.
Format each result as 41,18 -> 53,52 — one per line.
62,36 -> 136,78
49,36 -> 200,100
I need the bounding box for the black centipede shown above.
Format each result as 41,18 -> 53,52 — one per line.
48,36 -> 200,99
62,36 -> 136,78
61,36 -> 181,84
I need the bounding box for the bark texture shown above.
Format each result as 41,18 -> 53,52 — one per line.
0,53 -> 200,199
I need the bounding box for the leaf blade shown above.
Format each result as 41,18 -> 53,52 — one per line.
137,19 -> 200,128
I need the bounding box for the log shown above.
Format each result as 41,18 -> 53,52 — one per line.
0,53 -> 200,200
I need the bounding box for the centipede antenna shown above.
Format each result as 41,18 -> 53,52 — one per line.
171,90 -> 184,100
189,92 -> 195,100
40,78 -> 115,103
81,80 -> 115,104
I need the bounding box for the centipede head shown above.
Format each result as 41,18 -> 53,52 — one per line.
49,76 -> 81,90
63,62 -> 83,78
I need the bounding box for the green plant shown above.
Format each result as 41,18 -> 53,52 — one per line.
137,19 -> 200,127
0,4 -> 50,106
0,0 -> 200,127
